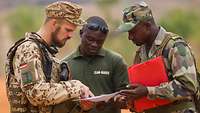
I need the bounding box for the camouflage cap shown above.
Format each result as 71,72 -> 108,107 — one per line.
118,2 -> 153,32
45,1 -> 85,26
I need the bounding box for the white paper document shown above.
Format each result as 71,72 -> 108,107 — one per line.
79,92 -> 119,102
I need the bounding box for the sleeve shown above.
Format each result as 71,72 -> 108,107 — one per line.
112,55 -> 129,91
147,42 -> 198,100
14,41 -> 82,106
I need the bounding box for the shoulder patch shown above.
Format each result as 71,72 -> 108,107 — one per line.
20,61 -> 36,85
21,69 -> 33,84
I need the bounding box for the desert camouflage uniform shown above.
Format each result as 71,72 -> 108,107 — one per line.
134,27 -> 198,113
5,1 -> 87,113
5,32 -> 84,113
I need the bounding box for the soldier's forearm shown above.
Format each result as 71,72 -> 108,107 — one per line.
22,80 -> 81,106
147,79 -> 193,100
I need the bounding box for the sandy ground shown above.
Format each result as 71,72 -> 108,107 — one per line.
0,76 -> 130,113
0,76 -> 9,113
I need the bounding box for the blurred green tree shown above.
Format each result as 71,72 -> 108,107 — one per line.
94,0 -> 119,24
6,6 -> 43,41
160,9 -> 200,39
95,0 -> 119,8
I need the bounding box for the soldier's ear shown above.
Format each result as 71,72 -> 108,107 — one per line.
49,19 -> 57,32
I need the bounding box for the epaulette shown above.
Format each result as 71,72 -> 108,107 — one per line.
167,32 -> 183,40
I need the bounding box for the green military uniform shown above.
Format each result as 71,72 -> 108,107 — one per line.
62,47 -> 129,113
118,2 -> 199,113
135,27 -> 198,113
5,1 -> 86,113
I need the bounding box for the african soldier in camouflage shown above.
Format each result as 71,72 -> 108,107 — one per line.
117,2 -> 199,113
5,1 -> 94,113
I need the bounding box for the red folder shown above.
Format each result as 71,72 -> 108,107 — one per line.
128,56 -> 171,112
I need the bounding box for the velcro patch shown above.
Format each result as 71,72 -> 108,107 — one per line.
20,61 -> 36,85
21,70 -> 33,84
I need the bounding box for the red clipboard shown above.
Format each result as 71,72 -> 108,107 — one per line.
128,56 -> 171,112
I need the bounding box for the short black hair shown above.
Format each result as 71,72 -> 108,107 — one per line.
80,16 -> 109,35
86,16 -> 108,28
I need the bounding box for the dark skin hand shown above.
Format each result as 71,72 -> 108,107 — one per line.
119,84 -> 148,100
80,84 -> 148,111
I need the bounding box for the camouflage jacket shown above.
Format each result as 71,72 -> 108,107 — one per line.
134,27 -> 198,112
5,32 -> 83,113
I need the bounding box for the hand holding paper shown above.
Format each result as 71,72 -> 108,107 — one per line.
80,83 -> 95,98
80,92 -> 120,102
120,84 -> 148,100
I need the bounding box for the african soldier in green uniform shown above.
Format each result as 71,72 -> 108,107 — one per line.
62,16 -> 129,113
117,2 -> 199,113
5,1 -> 94,113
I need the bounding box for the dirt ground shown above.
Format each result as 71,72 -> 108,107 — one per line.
0,76 -> 9,113
0,76 -> 130,113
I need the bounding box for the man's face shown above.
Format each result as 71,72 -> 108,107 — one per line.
81,28 -> 107,56
128,22 -> 150,46
52,21 -> 77,48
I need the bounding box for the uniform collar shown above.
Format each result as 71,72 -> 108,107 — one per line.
154,27 -> 167,46
72,47 -> 106,59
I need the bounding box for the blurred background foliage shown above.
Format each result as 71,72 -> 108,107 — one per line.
160,9 -> 200,40
5,6 -> 43,40
95,0 -> 119,7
